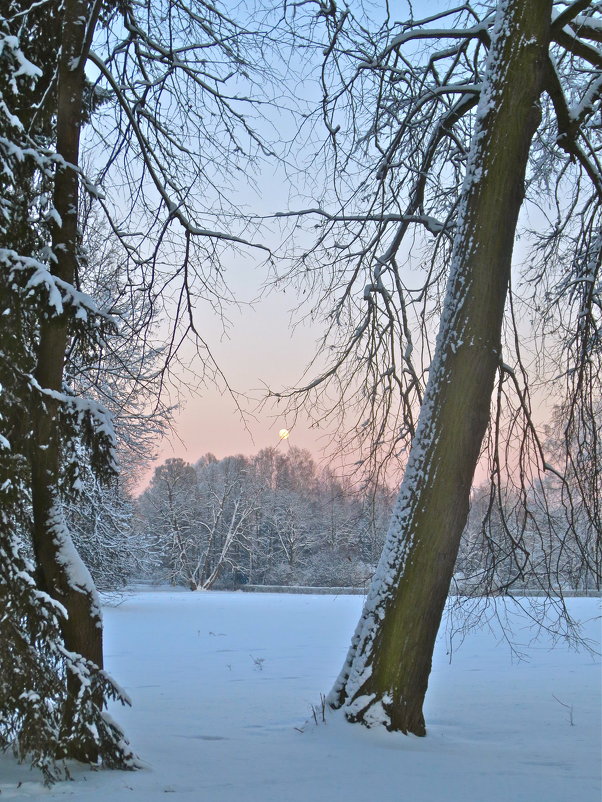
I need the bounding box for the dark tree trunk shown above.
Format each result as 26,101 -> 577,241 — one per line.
29,0 -> 104,762
329,0 -> 552,735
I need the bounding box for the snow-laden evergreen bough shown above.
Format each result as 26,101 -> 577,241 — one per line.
0,20 -> 136,779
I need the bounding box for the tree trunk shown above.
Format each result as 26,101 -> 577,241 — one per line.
328,0 -> 551,735
29,0 -> 103,762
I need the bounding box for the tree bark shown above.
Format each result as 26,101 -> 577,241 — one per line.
29,0 -> 104,762
328,0 -> 552,735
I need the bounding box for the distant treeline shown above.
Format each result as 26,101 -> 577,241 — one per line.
132,447 -> 599,594
68,447 -> 599,595
136,447 -> 394,589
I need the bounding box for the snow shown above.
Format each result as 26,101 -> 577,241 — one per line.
0,248 -> 109,323
47,499 -> 102,623
0,591 -> 600,802
572,15 -> 602,33
569,75 -> 602,126
0,34 -> 42,90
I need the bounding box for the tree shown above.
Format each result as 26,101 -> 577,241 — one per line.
0,8 -> 135,774
138,448 -> 392,589
67,473 -> 144,593
274,1 -> 601,734
193,455 -> 259,589
140,458 -> 202,586
1,0 -> 282,775
58,215 -> 172,594
140,456 -> 259,589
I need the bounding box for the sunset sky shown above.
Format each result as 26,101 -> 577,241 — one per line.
140,232 -> 335,488
134,0 -> 538,490
125,0 -> 456,489
154,291 -> 328,466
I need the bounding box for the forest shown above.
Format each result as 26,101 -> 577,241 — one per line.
1,0 -> 600,785
76,446 -> 600,595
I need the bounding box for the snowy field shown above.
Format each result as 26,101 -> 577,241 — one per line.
1,591 -> 600,802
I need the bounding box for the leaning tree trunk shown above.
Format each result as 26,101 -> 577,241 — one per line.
29,0 -> 104,762
329,0 -> 551,735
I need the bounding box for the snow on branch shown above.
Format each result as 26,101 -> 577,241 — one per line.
0,32 -> 43,89
551,0 -> 596,31
569,74 -> 602,126
273,209 -> 446,234
553,27 -> 602,68
389,23 -> 491,52
0,248 -> 112,321
27,376 -> 119,460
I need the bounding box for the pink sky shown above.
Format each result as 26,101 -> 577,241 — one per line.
136,286 -> 334,490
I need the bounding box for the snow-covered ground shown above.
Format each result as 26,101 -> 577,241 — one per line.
1,591 -> 600,801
